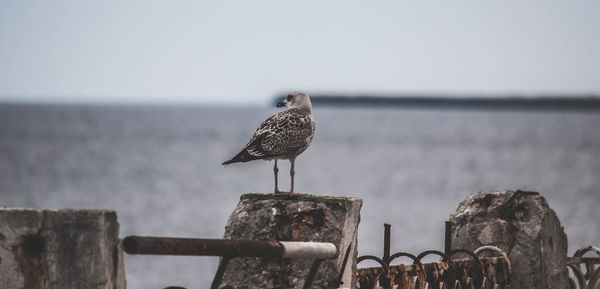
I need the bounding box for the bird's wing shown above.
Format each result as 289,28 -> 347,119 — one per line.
258,109 -> 315,156
223,109 -> 314,165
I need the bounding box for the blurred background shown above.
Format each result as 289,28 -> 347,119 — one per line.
1,1 -> 599,288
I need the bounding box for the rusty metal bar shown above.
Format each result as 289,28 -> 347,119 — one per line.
383,223 -> 391,264
302,259 -> 323,289
335,241 -> 354,287
123,236 -> 285,257
210,256 -> 231,289
567,257 -> 600,265
123,236 -> 337,259
382,224 -> 392,289
445,220 -> 452,256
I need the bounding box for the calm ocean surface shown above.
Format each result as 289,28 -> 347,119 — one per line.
1,103 -> 599,288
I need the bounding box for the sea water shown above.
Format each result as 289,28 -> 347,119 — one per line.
1,104 -> 598,289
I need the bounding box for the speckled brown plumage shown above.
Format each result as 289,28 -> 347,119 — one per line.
243,107 -> 315,160
223,91 -> 315,193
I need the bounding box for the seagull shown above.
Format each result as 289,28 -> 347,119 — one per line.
222,91 -> 316,194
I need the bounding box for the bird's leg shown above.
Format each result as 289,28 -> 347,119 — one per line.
289,158 -> 295,193
273,159 -> 280,194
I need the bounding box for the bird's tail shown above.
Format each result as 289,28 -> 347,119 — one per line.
222,149 -> 255,165
223,135 -> 268,165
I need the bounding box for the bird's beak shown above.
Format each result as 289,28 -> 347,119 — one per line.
276,101 -> 286,107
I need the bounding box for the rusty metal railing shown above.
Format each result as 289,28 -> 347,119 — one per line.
568,246 -> 600,289
123,236 -> 338,289
356,223 -> 511,289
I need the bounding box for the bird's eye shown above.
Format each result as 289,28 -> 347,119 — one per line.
286,95 -> 293,101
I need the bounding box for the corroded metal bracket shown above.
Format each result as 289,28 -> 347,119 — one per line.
356,223 -> 511,289
568,246 -> 600,289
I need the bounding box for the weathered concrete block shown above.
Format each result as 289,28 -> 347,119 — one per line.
0,209 -> 126,289
220,193 -> 362,289
449,190 -> 568,289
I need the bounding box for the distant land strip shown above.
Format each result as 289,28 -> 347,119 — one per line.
276,94 -> 600,111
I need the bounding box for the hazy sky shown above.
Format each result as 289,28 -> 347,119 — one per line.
1,1 -> 599,105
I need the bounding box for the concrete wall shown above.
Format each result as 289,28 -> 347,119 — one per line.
0,209 -> 126,289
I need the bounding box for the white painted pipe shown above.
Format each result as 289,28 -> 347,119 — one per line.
280,241 -> 337,259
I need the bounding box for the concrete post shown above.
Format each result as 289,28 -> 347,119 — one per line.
0,209 -> 126,289
219,193 -> 362,289
449,190 -> 568,289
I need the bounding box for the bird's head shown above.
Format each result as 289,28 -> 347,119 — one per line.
276,91 -> 312,112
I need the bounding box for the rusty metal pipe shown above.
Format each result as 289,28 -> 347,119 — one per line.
122,236 -> 337,259
123,236 -> 284,257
